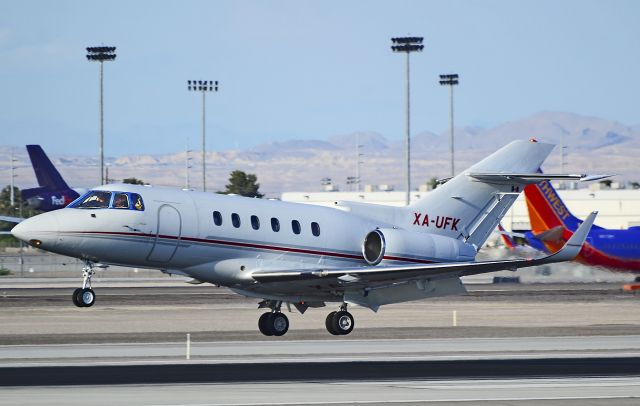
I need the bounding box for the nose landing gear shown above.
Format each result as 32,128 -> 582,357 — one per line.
72,262 -> 96,308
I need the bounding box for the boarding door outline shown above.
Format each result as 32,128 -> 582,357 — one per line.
147,204 -> 182,263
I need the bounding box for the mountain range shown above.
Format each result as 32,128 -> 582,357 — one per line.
2,111 -> 639,197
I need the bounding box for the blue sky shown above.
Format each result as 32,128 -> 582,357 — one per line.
0,0 -> 638,156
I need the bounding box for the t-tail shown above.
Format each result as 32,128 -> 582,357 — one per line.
404,139 -> 557,250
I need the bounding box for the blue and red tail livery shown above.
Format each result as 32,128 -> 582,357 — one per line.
524,180 -> 640,273
21,145 -> 82,212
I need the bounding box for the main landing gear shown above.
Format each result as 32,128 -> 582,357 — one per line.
258,301 -> 289,336
325,304 -> 354,336
72,261 -> 96,308
256,302 -> 355,337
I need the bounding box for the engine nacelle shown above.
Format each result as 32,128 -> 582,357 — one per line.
362,228 -> 475,265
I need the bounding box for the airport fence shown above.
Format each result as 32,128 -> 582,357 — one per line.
0,251 -> 165,278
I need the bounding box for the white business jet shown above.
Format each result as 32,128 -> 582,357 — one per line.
11,140 -> 599,336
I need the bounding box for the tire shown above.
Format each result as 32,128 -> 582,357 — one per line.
72,288 -> 83,307
325,311 -> 340,335
333,311 -> 354,335
270,313 -> 289,337
80,288 -> 95,307
258,312 -> 274,336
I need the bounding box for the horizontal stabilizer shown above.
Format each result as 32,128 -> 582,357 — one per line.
533,226 -> 564,242
467,173 -> 612,184
0,216 -> 24,224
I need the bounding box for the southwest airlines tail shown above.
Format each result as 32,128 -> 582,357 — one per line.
523,179 -> 602,234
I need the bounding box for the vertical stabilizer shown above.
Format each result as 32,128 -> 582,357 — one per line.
26,145 -> 71,191
403,140 -> 555,249
524,180 -> 581,233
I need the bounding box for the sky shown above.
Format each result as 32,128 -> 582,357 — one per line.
0,0 -> 639,157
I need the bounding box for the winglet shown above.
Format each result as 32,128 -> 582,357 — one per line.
536,211 -> 597,263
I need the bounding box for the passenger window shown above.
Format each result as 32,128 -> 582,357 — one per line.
311,222 -> 320,237
73,191 -> 112,209
131,193 -> 145,211
271,217 -> 280,232
291,220 -> 301,235
251,215 -> 260,230
213,211 -> 222,226
232,213 -> 241,228
113,193 -> 130,209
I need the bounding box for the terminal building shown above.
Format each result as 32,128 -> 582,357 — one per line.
282,182 -> 640,232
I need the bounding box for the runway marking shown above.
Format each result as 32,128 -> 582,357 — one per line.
145,395 -> 640,406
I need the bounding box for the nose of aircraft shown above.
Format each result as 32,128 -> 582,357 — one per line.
11,211 -> 60,249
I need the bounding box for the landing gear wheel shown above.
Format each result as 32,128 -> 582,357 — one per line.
325,311 -> 340,335
72,288 -> 83,307
326,311 -> 354,335
270,313 -> 289,337
258,312 -> 274,336
258,312 -> 289,336
79,288 -> 95,307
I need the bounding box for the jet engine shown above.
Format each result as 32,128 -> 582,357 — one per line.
362,228 -> 475,265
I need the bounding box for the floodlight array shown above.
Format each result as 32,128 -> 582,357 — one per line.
188,80 -> 219,92
439,74 -> 459,85
86,46 -> 117,61
391,37 -> 424,53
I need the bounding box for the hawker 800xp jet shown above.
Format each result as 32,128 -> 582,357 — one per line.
11,140 -> 601,336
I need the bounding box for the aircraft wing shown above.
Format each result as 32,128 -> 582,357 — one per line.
0,216 -> 24,224
251,211 -> 596,284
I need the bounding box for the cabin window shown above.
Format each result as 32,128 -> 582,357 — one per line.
291,220 -> 301,235
311,222 -> 321,237
72,191 -> 112,209
271,217 -> 280,232
113,193 -> 130,209
231,213 -> 241,228
213,211 -> 222,226
251,215 -> 260,230
131,193 -> 145,211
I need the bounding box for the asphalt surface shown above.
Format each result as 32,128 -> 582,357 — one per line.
2,357 -> 640,387
0,282 -> 638,405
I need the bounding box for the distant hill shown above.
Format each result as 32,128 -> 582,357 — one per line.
2,111 -> 639,197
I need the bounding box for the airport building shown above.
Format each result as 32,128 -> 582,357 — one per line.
282,183 -> 640,231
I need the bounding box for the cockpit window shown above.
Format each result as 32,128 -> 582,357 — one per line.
131,193 -> 145,211
113,193 -> 130,209
70,191 -> 145,211
73,191 -> 112,209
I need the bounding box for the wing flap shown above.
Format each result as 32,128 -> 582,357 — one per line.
251,212 -> 597,284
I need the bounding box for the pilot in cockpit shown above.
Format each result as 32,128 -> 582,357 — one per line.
113,193 -> 129,209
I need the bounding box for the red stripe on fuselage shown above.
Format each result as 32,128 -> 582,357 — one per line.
62,231 -> 435,265
577,240 -> 640,272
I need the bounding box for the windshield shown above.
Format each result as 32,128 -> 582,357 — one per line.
72,191 -> 112,209
69,191 -> 145,211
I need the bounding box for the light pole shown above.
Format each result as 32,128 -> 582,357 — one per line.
439,73 -> 459,177
185,138 -> 193,189
355,135 -> 364,193
187,80 -> 218,192
9,149 -> 17,207
392,37 -> 423,205
86,46 -> 117,185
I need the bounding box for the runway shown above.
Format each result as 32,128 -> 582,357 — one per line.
0,281 -> 638,404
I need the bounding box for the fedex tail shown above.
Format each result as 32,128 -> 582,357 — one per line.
21,145 -> 83,211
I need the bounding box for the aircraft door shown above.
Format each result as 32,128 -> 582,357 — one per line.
147,204 -> 182,263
